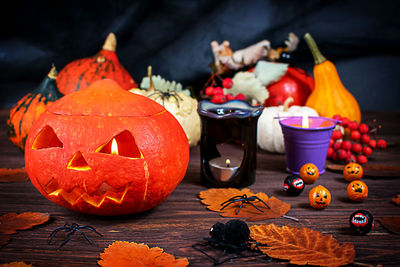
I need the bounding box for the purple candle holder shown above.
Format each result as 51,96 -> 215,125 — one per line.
279,116 -> 338,174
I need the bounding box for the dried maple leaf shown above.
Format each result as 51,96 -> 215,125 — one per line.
250,224 -> 355,267
392,194 -> 400,205
0,167 -> 28,182
0,212 -> 50,235
199,188 -> 290,221
0,262 -> 33,267
378,216 -> 400,235
98,241 -> 189,267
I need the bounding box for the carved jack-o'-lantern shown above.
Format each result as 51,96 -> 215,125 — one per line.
343,162 -> 363,182
25,79 -> 189,215
308,185 -> 331,209
299,163 -> 319,184
347,180 -> 368,202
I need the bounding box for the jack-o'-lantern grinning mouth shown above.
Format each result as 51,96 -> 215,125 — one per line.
38,177 -> 129,207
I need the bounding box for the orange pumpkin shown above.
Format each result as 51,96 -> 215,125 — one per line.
7,66 -> 63,150
347,180 -> 368,202
309,185 -> 331,209
25,79 -> 189,215
57,33 -> 137,95
343,162 -> 363,181
299,163 -> 319,184
304,33 -> 361,123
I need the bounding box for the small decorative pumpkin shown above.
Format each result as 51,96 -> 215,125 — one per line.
25,79 -> 189,216
304,33 -> 361,123
283,175 -> 304,196
299,163 -> 319,184
257,97 -> 318,153
309,185 -> 331,209
347,180 -> 368,202
343,162 -> 363,181
7,66 -> 63,150
130,67 -> 201,147
57,33 -> 137,95
349,210 -> 374,235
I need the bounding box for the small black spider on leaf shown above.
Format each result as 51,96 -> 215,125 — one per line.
220,194 -> 271,215
192,219 -> 269,266
48,223 -> 103,248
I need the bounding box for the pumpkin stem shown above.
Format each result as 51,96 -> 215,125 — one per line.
147,66 -> 155,91
102,33 -> 117,52
304,33 -> 326,65
47,64 -> 58,80
283,96 -> 294,112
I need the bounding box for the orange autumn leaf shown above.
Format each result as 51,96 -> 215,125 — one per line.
0,167 -> 28,182
392,194 -> 400,205
0,212 -> 50,235
98,241 -> 189,267
199,188 -> 290,221
0,262 -> 33,267
250,224 -> 355,267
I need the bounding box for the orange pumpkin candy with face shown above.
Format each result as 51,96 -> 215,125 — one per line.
25,79 -> 189,216
299,163 -> 319,184
343,162 -> 363,182
308,185 -> 331,209
347,180 -> 368,202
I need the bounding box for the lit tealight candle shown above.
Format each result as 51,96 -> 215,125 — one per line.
209,157 -> 241,182
302,114 -> 309,128
111,138 -> 118,155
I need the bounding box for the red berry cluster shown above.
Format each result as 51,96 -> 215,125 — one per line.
327,114 -> 387,165
203,73 -> 246,104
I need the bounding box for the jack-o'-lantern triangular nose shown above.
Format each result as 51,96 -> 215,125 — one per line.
67,151 -> 91,171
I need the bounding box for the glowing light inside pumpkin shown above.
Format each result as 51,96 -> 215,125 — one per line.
226,159 -> 231,167
111,138 -> 118,155
302,114 -> 309,128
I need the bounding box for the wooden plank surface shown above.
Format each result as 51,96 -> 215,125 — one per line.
0,109 -> 399,266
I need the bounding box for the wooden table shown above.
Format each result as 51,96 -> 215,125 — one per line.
0,110 -> 399,266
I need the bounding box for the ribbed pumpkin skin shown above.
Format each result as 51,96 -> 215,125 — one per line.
56,33 -> 137,95
7,68 -> 63,150
305,60 -> 361,123
57,49 -> 137,95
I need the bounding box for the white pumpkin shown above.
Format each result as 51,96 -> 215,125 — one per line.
257,97 -> 318,153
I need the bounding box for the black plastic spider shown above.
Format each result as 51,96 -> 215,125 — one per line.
147,90 -> 183,108
220,194 -> 271,215
48,223 -> 103,248
192,220 -> 270,266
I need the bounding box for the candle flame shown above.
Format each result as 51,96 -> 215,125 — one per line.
302,114 -> 309,128
226,159 -> 231,167
111,138 -> 118,155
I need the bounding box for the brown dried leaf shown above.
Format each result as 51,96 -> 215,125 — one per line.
0,262 -> 33,267
199,188 -> 290,221
98,241 -> 189,267
378,216 -> 400,235
392,194 -> 400,205
0,167 -> 28,182
0,212 -> 50,234
250,223 -> 355,267
0,234 -> 11,248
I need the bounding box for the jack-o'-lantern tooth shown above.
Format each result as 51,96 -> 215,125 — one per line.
67,151 -> 91,171
32,125 -> 63,149
96,130 -> 142,158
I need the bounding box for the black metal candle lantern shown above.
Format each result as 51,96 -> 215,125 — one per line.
198,100 -> 263,188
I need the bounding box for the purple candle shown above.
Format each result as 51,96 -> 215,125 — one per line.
279,116 -> 338,174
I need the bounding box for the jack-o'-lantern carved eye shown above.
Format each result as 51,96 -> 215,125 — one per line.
32,126 -> 63,149
96,130 -> 142,158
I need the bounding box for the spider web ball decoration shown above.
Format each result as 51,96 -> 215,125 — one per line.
349,210 -> 374,235
25,79 -> 189,216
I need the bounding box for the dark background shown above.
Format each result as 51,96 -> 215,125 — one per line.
1,0 -> 399,110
